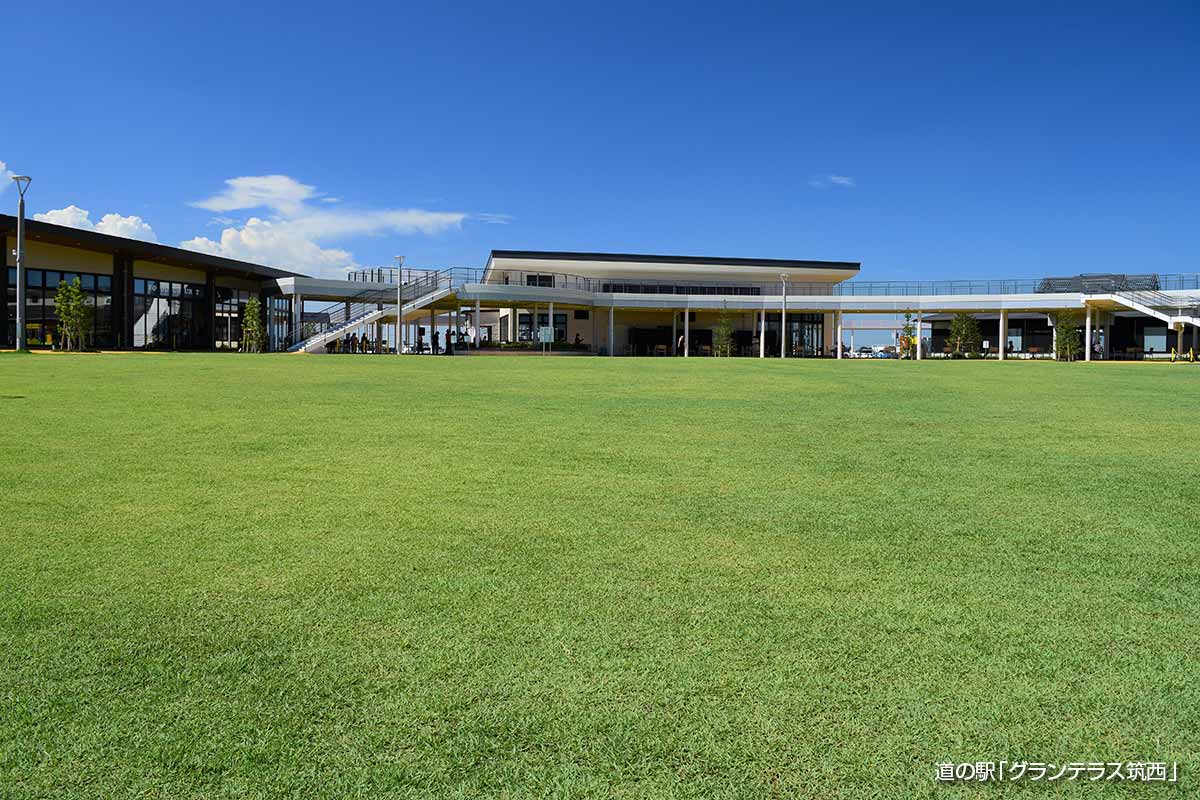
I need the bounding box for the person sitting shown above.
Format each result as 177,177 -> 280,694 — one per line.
573,333 -> 583,347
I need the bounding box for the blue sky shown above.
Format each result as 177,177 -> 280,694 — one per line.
3,1 -> 1197,282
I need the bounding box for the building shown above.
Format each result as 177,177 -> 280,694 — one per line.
5,213 -> 1199,358
2,214 -> 297,351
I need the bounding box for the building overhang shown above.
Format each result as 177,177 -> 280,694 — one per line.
483,250 -> 861,285
0,214 -> 303,282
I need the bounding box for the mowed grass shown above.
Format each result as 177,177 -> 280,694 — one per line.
0,353 -> 1197,799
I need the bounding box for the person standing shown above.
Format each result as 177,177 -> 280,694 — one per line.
431,329 -> 440,355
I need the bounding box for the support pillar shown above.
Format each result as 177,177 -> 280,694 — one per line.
474,299 -> 481,348
1177,325 -> 1185,355
759,309 -> 766,358
548,302 -> 554,352
1051,315 -> 1058,359
292,293 -> 303,344
608,306 -> 614,356
672,312 -> 677,355
1085,305 -> 1093,361
683,308 -> 690,357
836,312 -> 843,360
915,312 -> 922,360
429,308 -> 435,354
999,309 -> 1008,360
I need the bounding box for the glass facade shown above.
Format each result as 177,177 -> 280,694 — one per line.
267,296 -> 291,351
519,312 -> 567,341
765,312 -> 824,356
6,267 -> 114,348
132,278 -> 205,350
214,288 -> 252,350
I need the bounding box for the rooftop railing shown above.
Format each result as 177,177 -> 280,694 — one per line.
344,266 -> 1200,299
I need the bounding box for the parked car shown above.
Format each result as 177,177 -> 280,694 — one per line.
857,346 -> 875,358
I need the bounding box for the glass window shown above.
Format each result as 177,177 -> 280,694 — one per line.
27,269 -> 43,287
145,280 -> 158,296
97,275 -> 111,293
80,274 -> 95,290
45,271 -> 61,289
134,279 -> 145,294
1144,325 -> 1167,353
574,309 -> 589,320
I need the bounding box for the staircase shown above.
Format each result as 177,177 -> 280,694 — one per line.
1112,290 -> 1200,328
287,271 -> 454,353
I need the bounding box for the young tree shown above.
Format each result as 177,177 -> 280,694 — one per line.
241,296 -> 266,353
713,312 -> 735,357
900,311 -> 916,358
1050,309 -> 1083,361
947,312 -> 981,356
54,278 -> 92,351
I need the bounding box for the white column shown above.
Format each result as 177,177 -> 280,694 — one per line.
759,309 -> 766,358
683,308 -> 690,357
548,302 -> 554,352
836,312 -> 843,360
916,312 -> 922,360
1051,315 -> 1058,360
1085,305 -> 1093,361
672,312 -> 677,355
999,309 -> 1008,361
430,309 -> 435,353
608,306 -> 614,356
474,299 -> 481,348
850,330 -> 855,354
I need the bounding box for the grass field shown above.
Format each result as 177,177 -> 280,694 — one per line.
1,353 -> 1197,798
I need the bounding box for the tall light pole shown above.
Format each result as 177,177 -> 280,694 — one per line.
12,176 -> 31,351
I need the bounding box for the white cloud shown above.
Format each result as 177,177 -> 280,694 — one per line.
810,174 -> 856,189
34,204 -> 158,242
192,174 -> 320,216
474,212 -> 514,224
182,217 -> 353,275
0,160 -> 14,189
181,174 -> 470,277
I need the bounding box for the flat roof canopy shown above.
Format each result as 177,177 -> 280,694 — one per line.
0,214 -> 304,281
485,250 -> 861,284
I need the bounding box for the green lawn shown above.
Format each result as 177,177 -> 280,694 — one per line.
1,353 -> 1197,798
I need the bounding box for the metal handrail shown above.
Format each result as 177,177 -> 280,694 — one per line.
467,268 -> 1200,298
342,266 -> 1200,304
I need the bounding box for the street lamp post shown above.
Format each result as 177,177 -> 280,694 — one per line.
779,274 -> 788,358
12,176 -> 31,351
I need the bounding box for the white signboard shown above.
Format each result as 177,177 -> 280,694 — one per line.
537,326 -> 554,344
